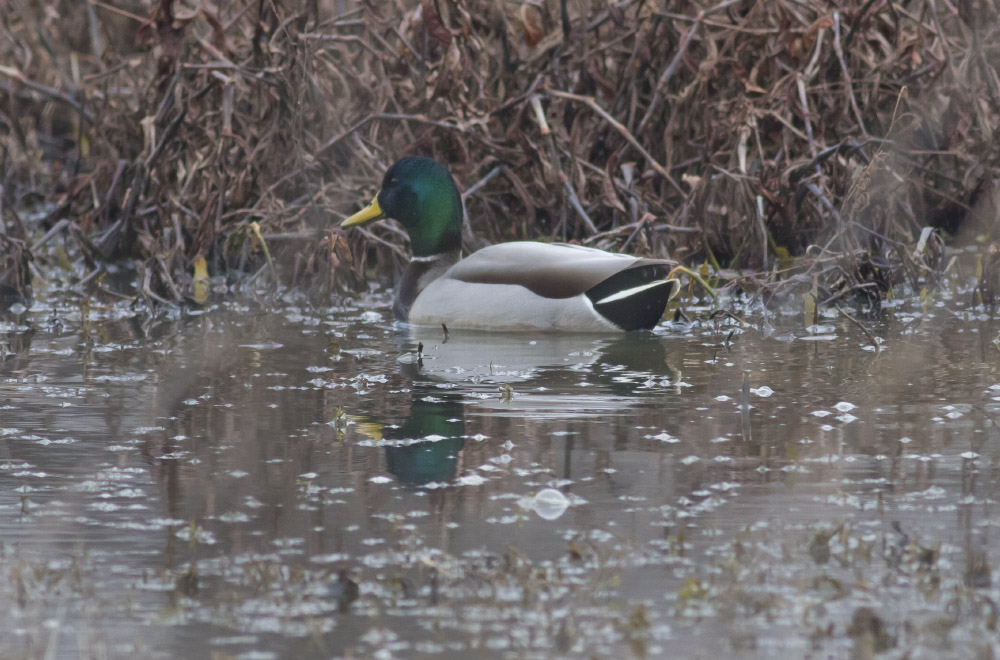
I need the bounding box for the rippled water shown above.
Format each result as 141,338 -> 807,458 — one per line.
3,289 -> 1000,659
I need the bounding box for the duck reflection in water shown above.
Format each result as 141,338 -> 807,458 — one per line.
381,392 -> 466,486
361,341 -> 467,487
370,328 -> 679,486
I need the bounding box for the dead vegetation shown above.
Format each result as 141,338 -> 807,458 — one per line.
1,0 -> 999,310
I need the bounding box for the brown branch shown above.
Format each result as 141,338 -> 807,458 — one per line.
0,65 -> 93,121
545,89 -> 684,197
836,304 -> 881,354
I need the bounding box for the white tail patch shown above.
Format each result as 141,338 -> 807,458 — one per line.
595,279 -> 673,305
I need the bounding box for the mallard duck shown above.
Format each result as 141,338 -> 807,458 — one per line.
342,157 -> 678,331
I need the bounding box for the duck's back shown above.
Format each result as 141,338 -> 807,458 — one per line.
405,242 -> 676,332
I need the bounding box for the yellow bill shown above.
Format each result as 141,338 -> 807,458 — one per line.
342,195 -> 385,227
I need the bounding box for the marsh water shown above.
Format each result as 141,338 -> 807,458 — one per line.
3,285 -> 1000,659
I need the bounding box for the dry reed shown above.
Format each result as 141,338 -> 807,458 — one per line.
1,0 -> 999,309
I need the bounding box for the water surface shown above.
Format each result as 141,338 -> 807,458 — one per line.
3,291 -> 1000,659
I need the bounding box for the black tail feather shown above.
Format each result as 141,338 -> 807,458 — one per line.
586,264 -> 676,331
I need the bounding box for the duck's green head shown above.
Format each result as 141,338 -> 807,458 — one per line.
342,157 -> 462,257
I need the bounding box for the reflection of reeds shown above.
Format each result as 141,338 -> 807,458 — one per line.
977,243 -> 1000,305
0,0 -> 998,307
0,235 -> 31,308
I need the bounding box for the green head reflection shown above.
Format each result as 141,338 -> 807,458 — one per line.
383,394 -> 465,486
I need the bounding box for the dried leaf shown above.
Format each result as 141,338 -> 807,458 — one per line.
422,0 -> 452,48
520,3 -> 544,48
601,168 -> 626,214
